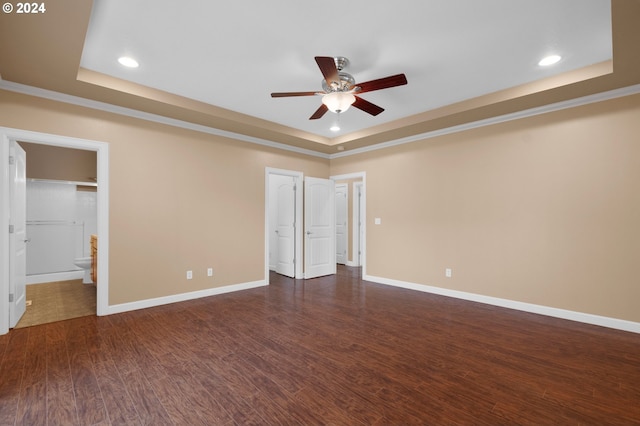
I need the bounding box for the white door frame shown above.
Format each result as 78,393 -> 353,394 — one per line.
0,127 -> 110,335
265,168 -> 303,283
330,172 -> 366,275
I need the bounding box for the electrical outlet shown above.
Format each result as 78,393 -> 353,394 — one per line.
445,268 -> 452,278
186,270 -> 193,280
207,268 -> 213,277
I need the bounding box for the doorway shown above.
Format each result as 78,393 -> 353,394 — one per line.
18,143 -> 98,327
353,181 -> 364,267
1,127 -> 110,335
265,169 -> 340,282
331,172 -> 366,274
335,183 -> 348,265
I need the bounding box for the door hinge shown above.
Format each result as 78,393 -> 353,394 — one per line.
9,294 -> 14,303
9,156 -> 15,165
9,224 -> 14,234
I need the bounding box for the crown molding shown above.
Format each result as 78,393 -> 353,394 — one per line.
0,80 -> 331,159
330,83 -> 640,159
3,79 -> 639,162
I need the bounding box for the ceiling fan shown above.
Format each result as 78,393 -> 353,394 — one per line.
271,56 -> 408,120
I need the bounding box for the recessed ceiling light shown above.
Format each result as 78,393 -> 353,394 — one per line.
330,125 -> 340,132
118,56 -> 139,68
538,55 -> 561,66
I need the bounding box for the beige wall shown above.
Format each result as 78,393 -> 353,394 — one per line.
1,90 -> 329,305
331,93 -> 640,323
20,142 -> 97,182
3,89 -> 640,324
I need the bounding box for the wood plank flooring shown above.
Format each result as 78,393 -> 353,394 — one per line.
1,266 -> 639,425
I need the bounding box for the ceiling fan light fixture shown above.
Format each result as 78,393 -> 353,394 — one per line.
322,92 -> 356,113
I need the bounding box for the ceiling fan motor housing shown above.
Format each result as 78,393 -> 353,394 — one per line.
320,56 -> 354,92
322,71 -> 356,93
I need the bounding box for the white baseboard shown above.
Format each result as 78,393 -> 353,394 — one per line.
105,280 -> 266,315
27,270 -> 84,285
345,260 -> 360,267
364,274 -> 640,334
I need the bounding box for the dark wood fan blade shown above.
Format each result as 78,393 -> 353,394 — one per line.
309,104 -> 328,120
271,91 -> 318,98
315,56 -> 340,86
355,74 -> 407,94
352,96 -> 384,116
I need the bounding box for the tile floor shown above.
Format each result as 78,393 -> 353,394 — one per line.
15,279 -> 96,328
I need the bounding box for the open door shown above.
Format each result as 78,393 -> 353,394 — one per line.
275,177 -> 296,278
9,141 -> 26,328
304,177 -> 336,279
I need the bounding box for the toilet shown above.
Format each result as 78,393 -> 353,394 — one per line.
74,256 -> 93,284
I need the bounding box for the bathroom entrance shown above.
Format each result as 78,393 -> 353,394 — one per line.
1,127 -> 110,335
17,142 -> 98,327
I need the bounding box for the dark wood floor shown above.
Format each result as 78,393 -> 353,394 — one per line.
1,266 -> 639,425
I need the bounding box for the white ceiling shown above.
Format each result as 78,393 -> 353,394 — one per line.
80,0 -> 612,139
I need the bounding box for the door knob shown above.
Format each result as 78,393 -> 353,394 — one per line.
306,231 -> 313,235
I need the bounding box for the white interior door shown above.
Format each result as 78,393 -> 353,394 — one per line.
335,184 -> 348,265
304,177 -> 336,279
9,141 -> 26,328
275,178 -> 296,278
